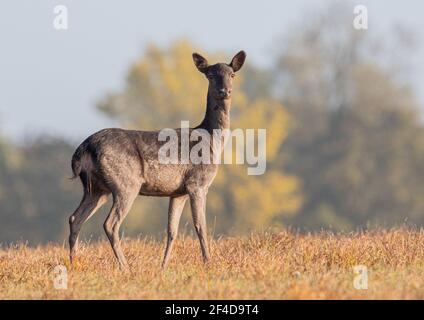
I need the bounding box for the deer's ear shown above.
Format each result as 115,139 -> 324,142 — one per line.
192,53 -> 209,73
230,51 -> 246,72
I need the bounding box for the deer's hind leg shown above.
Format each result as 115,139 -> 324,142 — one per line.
69,191 -> 108,263
103,188 -> 139,271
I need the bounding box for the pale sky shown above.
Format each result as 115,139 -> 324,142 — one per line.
0,0 -> 423,142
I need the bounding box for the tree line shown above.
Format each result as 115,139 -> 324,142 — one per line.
1,5 -> 423,244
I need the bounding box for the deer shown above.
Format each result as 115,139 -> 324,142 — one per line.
68,50 -> 246,271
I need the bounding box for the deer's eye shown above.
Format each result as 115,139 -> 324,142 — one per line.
230,73 -> 235,78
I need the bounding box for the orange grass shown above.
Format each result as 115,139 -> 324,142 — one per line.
1,228 -> 424,299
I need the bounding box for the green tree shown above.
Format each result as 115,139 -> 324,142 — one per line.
274,4 -> 424,230
0,136 -> 80,244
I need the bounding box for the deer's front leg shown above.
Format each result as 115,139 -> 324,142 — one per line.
162,195 -> 188,269
189,190 -> 210,263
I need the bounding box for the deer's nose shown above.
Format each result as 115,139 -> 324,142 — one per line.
219,88 -> 231,98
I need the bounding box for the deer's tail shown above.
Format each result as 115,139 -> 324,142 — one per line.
71,143 -> 85,179
70,142 -> 95,194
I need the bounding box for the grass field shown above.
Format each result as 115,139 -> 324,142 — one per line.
1,228 -> 424,299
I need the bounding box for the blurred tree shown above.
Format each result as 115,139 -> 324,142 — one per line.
0,137 -> 80,244
274,3 -> 424,230
98,40 -> 302,235
3,3 -> 423,244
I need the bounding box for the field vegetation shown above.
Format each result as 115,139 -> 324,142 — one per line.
1,228 -> 423,299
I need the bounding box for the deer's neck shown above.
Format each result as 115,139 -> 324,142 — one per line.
199,91 -> 231,132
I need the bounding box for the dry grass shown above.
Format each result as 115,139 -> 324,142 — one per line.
1,228 -> 424,299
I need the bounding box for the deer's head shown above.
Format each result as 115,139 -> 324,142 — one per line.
192,51 -> 246,100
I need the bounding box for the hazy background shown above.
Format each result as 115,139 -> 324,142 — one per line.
1,0 -> 423,141
1,0 -> 424,244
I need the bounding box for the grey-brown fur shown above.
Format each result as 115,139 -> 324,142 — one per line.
69,51 -> 246,270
